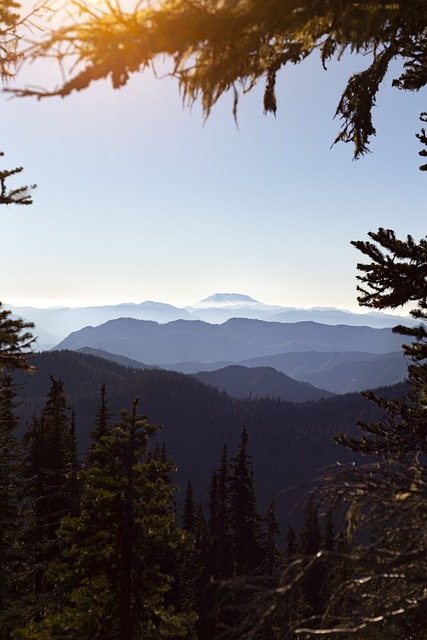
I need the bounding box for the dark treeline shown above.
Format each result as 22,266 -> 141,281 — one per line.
12,350 -> 403,525
0,370 -> 346,639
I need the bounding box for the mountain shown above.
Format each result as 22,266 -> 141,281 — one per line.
301,351 -> 407,393
8,294 -> 415,349
53,317 -> 405,365
186,294 -> 415,327
162,350 -> 407,393
76,346 -> 161,370
195,293 -> 261,306
269,307 -> 415,329
71,345 -> 406,395
193,365 -> 335,401
9,301 -> 195,348
14,349 -> 404,527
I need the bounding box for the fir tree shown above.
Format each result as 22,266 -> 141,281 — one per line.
261,496 -> 282,578
297,497 -> 324,617
87,382 -> 113,467
0,373 -> 22,638
336,228 -> 427,460
182,477 -> 196,534
19,1 -> 427,165
18,376 -> 75,622
0,302 -> 34,372
252,230 -> 427,637
284,526 -> 297,559
207,444 -> 234,582
230,427 -> 262,578
14,398 -> 196,639
258,496 -> 282,640
0,153 -> 35,206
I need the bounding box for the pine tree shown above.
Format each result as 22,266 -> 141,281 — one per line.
230,428 -> 262,578
14,398 -> 196,639
284,526 -> 297,559
18,376 -> 75,622
0,302 -> 34,372
258,496 -> 282,640
207,444 -> 234,582
0,373 -> 23,638
182,477 -> 196,534
335,228 -> 427,460
69,409 -> 80,518
87,382 -> 113,467
297,497 -> 324,617
322,509 -> 335,552
199,445 -> 235,638
206,431 -> 264,638
261,496 -> 282,578
259,230 -> 427,637
21,0 -> 427,160
0,153 -> 35,206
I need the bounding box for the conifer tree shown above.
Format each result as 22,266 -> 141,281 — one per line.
87,382 -> 113,467
176,477 -> 198,618
182,477 -> 196,534
322,509 -> 335,552
0,373 -> 23,638
205,431 -> 264,637
207,444 -> 234,582
247,229 -> 427,637
230,428 -> 262,578
14,398 -> 196,639
18,1 -> 427,161
261,497 -> 282,578
0,302 -> 34,373
68,409 -> 80,519
191,501 -> 212,638
336,228 -> 427,460
258,497 -> 282,640
297,497 -> 324,617
0,152 -> 35,206
18,376 -> 75,622
284,526 -> 297,559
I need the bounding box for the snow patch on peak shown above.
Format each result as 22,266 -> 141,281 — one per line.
194,293 -> 260,307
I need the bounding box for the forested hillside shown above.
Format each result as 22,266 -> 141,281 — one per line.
14,350 -> 403,525
193,364 -> 335,401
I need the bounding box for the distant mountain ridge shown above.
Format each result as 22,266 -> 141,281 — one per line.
8,292 -> 415,349
70,345 -> 407,395
193,365 -> 335,401
76,347 -> 161,371
196,293 -> 261,305
54,317 -> 405,365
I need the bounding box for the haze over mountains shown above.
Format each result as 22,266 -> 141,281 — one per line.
55,317 -> 404,360
8,292 -> 415,348
9,293 -> 413,397
7,295 -> 415,523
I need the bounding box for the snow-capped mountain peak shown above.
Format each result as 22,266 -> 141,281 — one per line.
193,293 -> 260,308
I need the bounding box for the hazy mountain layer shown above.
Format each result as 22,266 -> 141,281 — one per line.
193,365 -> 335,401
162,350 -> 406,390
8,294 -> 414,349
54,317 -> 405,365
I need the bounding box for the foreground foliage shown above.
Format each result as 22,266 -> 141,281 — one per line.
0,301 -> 34,372
14,0 -> 427,158
236,228 -> 427,639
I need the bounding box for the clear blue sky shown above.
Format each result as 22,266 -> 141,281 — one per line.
1,16 -> 425,311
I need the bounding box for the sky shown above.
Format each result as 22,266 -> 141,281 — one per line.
1,3 -> 426,312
